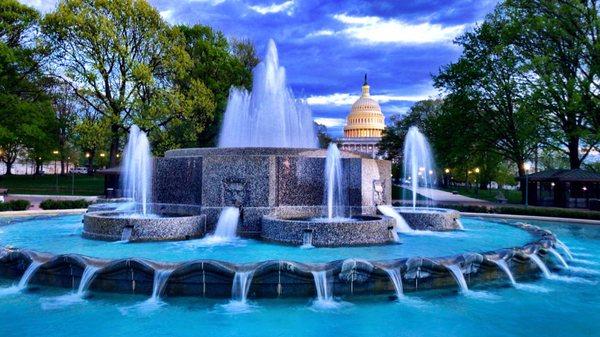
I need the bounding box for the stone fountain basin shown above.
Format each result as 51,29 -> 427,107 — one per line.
83,204 -> 206,242
261,213 -> 397,247
394,207 -> 461,231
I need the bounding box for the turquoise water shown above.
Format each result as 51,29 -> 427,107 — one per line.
0,215 -> 599,337
0,215 -> 533,263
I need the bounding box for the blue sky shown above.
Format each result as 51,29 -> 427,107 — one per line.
21,0 -> 498,137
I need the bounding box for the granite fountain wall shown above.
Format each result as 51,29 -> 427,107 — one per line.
153,148 -> 392,237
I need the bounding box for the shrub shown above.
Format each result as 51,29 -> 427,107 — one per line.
0,199 -> 31,211
39,199 -> 91,210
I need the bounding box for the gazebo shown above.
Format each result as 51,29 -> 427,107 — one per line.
519,169 -> 600,209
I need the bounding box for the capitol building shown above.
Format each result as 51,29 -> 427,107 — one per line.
337,75 -> 386,158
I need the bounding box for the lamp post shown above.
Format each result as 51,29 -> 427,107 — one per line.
524,163 -> 531,207
52,150 -> 59,192
474,167 -> 480,195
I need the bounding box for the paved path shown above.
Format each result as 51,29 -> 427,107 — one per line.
402,186 -> 488,203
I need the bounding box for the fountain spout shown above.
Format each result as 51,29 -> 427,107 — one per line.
219,39 -> 317,148
121,125 -> 153,215
324,143 -> 346,220
403,126 -> 435,209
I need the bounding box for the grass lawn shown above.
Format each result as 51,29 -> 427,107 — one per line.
442,186 -> 522,204
0,174 -> 104,196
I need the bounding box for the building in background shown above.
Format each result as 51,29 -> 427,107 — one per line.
337,75 -> 385,158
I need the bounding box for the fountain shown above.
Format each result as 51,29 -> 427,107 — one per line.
383,268 -> 404,298
390,126 -> 462,231
219,39 -> 317,148
492,259 -> 517,285
83,126 -> 206,242
150,269 -> 173,302
120,125 -> 153,215
445,264 -> 469,293
403,126 -> 435,207
323,143 -> 346,220
311,271 -> 342,309
77,265 -> 101,297
231,271 -> 254,303
548,248 -> 569,269
17,260 -> 42,291
555,239 -> 574,260
213,207 -> 240,239
528,254 -> 551,278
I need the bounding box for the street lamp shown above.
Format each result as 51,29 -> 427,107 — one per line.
524,163 -> 531,207
474,167 -> 480,195
52,150 -> 59,192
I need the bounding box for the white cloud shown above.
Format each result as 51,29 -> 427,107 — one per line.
160,9 -> 175,23
249,0 -> 294,15
307,92 -> 436,106
18,0 -> 58,13
310,13 -> 465,44
313,117 -> 346,128
307,30 -> 335,38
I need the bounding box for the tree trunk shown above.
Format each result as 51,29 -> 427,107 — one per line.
4,162 -> 12,175
109,123 -> 120,167
60,160 -> 65,175
567,137 -> 581,169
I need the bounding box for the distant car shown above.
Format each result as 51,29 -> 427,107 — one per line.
70,167 -> 89,174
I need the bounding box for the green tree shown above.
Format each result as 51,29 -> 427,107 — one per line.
177,25 -> 256,147
314,123 -> 332,148
0,0 -> 55,175
73,115 -> 110,173
504,0 -> 600,169
434,10 -> 542,177
42,0 -> 192,166
377,99 -> 443,164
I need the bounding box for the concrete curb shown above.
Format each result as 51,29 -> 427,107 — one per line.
461,212 -> 600,225
0,209 -> 87,217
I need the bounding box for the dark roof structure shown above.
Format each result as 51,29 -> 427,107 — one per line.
520,169 -> 600,182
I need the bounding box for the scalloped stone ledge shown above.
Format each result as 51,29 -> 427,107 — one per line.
0,223 -> 558,298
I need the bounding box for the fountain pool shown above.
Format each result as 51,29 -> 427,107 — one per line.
0,215 -> 532,262
0,216 -> 598,337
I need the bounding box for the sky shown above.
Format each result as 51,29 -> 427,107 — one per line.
20,0 -> 498,137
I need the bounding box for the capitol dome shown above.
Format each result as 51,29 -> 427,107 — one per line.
343,75 -> 386,138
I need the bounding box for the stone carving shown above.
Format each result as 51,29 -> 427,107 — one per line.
373,179 -> 385,205
223,179 -> 246,207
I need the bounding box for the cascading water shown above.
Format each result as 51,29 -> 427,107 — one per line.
324,143 -> 346,220
548,248 -> 569,269
301,229 -> 314,249
555,240 -> 574,260
231,271 -> 255,303
0,260 -> 43,297
77,265 -> 101,297
492,259 -> 516,285
528,254 -> 551,278
213,207 -> 240,239
403,126 -> 435,208
377,205 -> 412,234
17,260 -> 43,290
311,271 -> 335,305
219,39 -> 317,148
150,269 -> 173,302
384,268 -> 404,298
120,125 -> 153,215
445,264 -> 469,293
